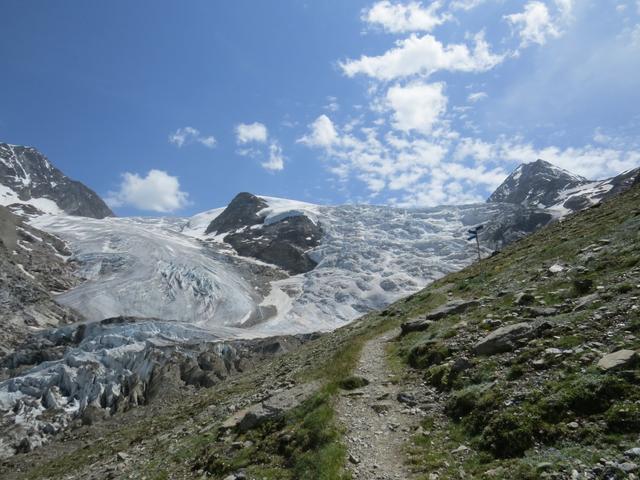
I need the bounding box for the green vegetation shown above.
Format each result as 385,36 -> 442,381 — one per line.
390,184 -> 640,477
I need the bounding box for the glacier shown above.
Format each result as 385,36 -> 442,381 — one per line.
30,198 -> 531,335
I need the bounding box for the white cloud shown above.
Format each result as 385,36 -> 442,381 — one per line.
454,136 -> 640,180
168,126 -> 216,149
262,142 -> 285,171
340,32 -> 504,81
504,1 -> 573,47
106,170 -> 190,213
363,1 -> 450,33
298,115 -> 339,148
386,82 -> 448,134
467,91 -> 488,103
235,122 -> 268,144
234,123 -> 285,171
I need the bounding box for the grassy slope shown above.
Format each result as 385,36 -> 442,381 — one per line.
5,183 -> 640,479
392,183 -> 640,478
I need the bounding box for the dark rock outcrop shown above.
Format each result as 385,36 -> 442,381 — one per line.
0,143 -> 113,219
205,193 -> 322,274
205,192 -> 267,235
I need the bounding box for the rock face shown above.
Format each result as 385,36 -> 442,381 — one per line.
205,192 -> 267,235
0,206 -> 81,356
0,143 -> 113,218
205,193 -> 322,274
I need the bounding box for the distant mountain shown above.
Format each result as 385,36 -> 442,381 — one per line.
488,158 -> 640,215
0,143 -> 113,219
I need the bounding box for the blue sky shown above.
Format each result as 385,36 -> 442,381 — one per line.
1,0 -> 639,215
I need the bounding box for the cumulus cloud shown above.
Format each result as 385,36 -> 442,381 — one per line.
505,0 -> 573,47
340,32 -> 504,81
454,136 -> 640,180
106,170 -> 190,213
386,82 -> 448,134
299,110 -> 640,205
168,126 -> 216,149
298,115 -> 339,148
234,122 -> 285,171
363,1 -> 450,33
235,122 -> 268,144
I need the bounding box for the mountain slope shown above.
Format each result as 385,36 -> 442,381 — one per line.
0,206 -> 81,357
0,143 -> 113,219
3,165 -> 639,480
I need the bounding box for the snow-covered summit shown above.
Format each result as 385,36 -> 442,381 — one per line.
488,159 -> 587,207
488,159 -> 640,216
0,143 -> 113,219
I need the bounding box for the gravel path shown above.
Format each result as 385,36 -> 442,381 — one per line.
336,328 -> 419,480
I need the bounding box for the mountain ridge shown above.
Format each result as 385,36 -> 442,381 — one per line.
0,143 -> 113,219
488,158 -> 640,215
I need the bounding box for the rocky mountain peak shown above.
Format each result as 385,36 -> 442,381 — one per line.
0,143 -> 113,219
488,159 -> 587,208
204,192 -> 267,235
204,193 -> 323,274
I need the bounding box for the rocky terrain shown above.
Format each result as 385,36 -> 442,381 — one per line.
0,176 -> 636,479
0,143 -> 113,219
0,205 -> 81,357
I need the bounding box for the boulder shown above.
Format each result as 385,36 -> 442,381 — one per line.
426,299 -> 480,321
400,318 -> 434,335
473,323 -> 534,356
597,350 -> 638,371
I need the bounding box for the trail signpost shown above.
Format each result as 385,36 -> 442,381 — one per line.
467,225 -> 484,261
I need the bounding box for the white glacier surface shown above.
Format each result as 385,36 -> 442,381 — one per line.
30,197 -> 518,336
